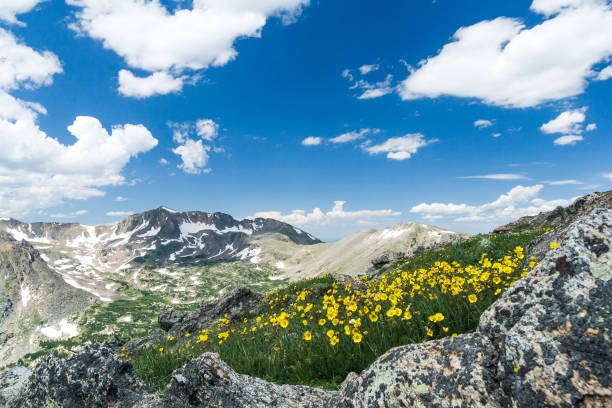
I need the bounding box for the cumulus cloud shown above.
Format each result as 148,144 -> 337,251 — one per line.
553,135 -> 584,145
0,28 -> 158,217
586,123 -> 597,131
410,184 -> 576,224
0,28 -> 62,90
118,69 -> 184,98
196,118 -> 219,141
67,0 -> 309,97
251,201 -> 401,226
399,0 -> 612,107
363,133 -> 436,160
301,136 -> 322,146
460,174 -> 526,180
172,139 -> 210,174
474,119 -> 493,129
358,64 -> 380,75
602,173 -> 612,182
168,119 -> 221,174
330,128 -> 374,144
0,0 -> 46,24
540,107 -> 587,134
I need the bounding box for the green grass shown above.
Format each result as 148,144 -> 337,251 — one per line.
130,229 -> 547,392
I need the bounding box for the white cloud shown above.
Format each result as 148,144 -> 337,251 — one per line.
118,69 -> 183,98
603,173 -> 612,182
474,119 -> 493,128
172,138 -> 210,174
0,0 -> 46,24
399,0 -> 612,107
540,107 -> 587,134
0,28 -> 62,90
195,118 -> 219,141
106,211 -> 134,217
586,123 -> 597,131
330,128 -> 374,144
168,119 -> 221,173
49,210 -> 88,218
410,184 -> 576,224
363,133 -> 436,160
115,195 -> 128,201
251,201 -> 400,227
460,174 -> 526,180
358,64 -> 379,75
553,135 -> 584,145
158,158 -> 169,166
0,29 -> 158,217
67,0 -> 309,96
492,133 -> 502,138
545,179 -> 583,185
357,74 -> 393,100
302,136 -> 322,146
596,64 -> 612,80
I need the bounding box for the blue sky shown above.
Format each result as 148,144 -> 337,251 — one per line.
1,0 -> 611,240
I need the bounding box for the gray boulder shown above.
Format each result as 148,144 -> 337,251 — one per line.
162,287 -> 265,336
10,342 -> 158,408
370,251 -> 405,268
161,353 -> 335,407
0,366 -> 31,408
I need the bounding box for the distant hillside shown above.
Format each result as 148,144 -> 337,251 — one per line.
0,207 -> 321,302
248,222 -> 469,280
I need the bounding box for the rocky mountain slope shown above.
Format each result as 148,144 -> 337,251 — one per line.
0,232 -> 94,366
0,207 -> 321,302
6,207 -> 610,407
249,222 -> 467,280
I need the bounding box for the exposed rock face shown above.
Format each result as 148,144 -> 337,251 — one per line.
493,190 -> 611,234
160,287 -> 265,337
10,342 -> 159,408
0,232 -> 94,365
0,366 -> 31,408
327,208 -> 612,407
12,208 -> 611,407
370,251 -> 405,268
161,353 -> 335,408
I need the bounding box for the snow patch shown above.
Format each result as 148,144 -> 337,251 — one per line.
118,315 -> 132,323
21,285 -> 31,308
40,319 -> 79,339
6,228 -> 28,241
161,206 -> 178,213
275,261 -> 286,269
269,275 -> 287,281
40,254 -> 50,263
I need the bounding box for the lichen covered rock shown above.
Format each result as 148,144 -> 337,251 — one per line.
10,342 -> 158,408
161,352 -> 335,407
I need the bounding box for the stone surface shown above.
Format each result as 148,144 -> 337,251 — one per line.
0,366 -> 31,408
161,353 -> 335,408
370,251 -> 406,268
163,287 -> 266,337
10,342 -> 159,408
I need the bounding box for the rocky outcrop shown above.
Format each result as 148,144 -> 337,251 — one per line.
493,190 -> 612,234
161,353 -> 335,407
160,287 -> 265,336
12,209 -> 612,407
0,366 -> 31,408
327,207 -> 612,407
370,251 -> 406,268
10,342 -> 159,408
